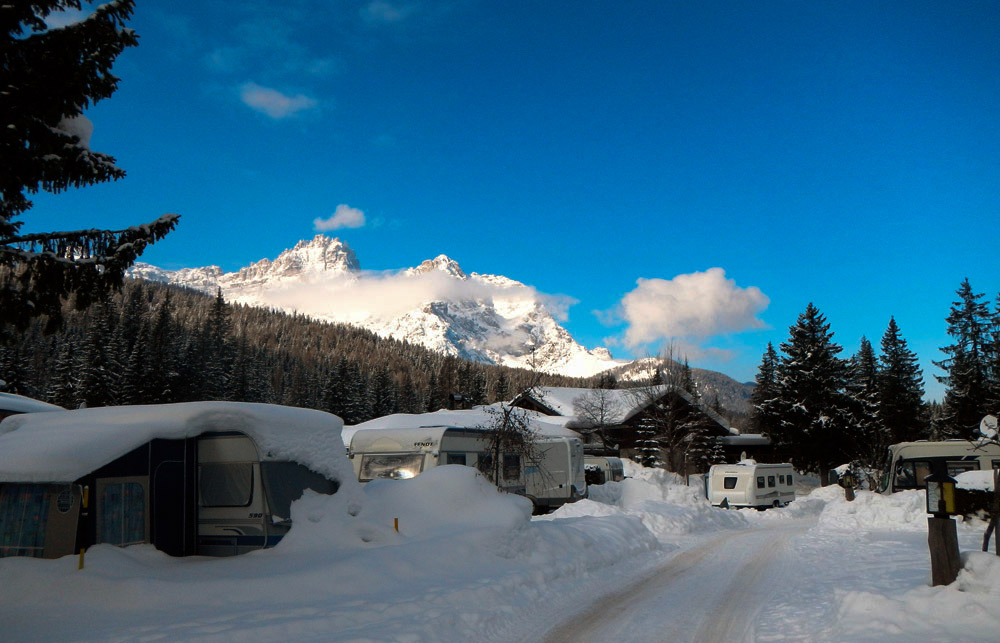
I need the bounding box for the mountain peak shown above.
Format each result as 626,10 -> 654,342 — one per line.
409,255 -> 467,279
269,235 -> 360,276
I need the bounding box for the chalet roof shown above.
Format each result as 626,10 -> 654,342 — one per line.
516,386 -> 736,434
0,402 -> 352,483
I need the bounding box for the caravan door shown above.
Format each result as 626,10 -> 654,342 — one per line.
196,434 -> 267,556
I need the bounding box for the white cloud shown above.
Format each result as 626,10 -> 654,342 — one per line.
239,82 -> 317,119
314,204 -> 366,231
617,268 -> 769,348
361,1 -> 416,23
261,269 -> 549,323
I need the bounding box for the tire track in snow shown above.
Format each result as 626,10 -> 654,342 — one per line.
541,526 -> 803,643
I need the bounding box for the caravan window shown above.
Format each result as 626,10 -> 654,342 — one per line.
359,454 -> 423,482
723,477 -> 738,490
787,474 -> 793,485
0,484 -> 49,558
446,453 -> 467,466
199,463 -> 254,507
768,476 -> 776,487
503,454 -> 521,480
947,462 -> 978,477
895,460 -> 933,489
756,476 -> 765,489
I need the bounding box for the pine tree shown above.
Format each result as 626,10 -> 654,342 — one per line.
1,1 -> 178,339
844,337 -> 886,467
934,279 -> 991,437
493,370 -> 510,402
878,317 -> 926,443
77,298 -> 116,407
772,303 -> 850,482
750,342 -> 781,436
201,289 -> 233,400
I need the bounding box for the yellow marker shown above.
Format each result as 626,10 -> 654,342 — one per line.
394,518 -> 399,532
78,548 -> 85,571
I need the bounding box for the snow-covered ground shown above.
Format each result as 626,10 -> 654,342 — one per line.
2,461 -> 998,642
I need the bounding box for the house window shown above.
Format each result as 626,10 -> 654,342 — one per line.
723,477 -> 738,490
756,476 -> 765,489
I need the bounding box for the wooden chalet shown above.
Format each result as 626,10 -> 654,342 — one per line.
511,386 -> 772,474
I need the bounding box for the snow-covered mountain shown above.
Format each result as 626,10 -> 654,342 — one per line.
131,235 -> 623,377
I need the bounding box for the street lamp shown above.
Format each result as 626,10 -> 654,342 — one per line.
924,472 -> 957,517
925,471 -> 961,586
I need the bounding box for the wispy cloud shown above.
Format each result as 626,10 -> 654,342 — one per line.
314,204 -> 366,231
239,82 -> 317,119
361,1 -> 417,24
261,268 -> 556,324
607,268 -> 769,351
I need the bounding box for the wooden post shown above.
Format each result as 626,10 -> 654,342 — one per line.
928,516 -> 961,586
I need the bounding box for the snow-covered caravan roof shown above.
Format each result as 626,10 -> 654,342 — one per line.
0,392 -> 64,414
346,406 -> 582,441
0,402 -> 352,484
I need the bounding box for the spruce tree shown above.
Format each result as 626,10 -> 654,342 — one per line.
844,337 -> 885,467
772,303 -> 850,482
1,1 -> 178,339
934,279 -> 991,437
878,317 -> 926,442
750,342 -> 781,436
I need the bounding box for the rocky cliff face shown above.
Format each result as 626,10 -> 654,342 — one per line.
131,236 -> 623,377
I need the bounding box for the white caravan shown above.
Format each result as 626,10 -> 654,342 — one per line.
349,425 -> 586,512
878,440 -> 1000,493
707,461 -> 795,509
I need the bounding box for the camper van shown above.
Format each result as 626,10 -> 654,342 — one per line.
0,402 -> 351,559
878,440 -> 1000,494
583,456 -> 625,486
349,425 -> 586,512
707,461 -> 795,509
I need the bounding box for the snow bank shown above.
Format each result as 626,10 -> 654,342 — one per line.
957,470 -> 996,491
0,460 -> 657,641
542,460 -> 748,539
835,551 -> 1000,641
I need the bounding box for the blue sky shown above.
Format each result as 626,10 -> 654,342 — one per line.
30,1 -> 1000,398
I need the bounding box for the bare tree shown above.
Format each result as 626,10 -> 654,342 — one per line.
570,387 -> 625,450
477,348 -> 547,497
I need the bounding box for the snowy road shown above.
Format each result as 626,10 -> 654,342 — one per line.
541,523 -> 806,643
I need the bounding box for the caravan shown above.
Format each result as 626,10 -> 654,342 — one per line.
0,402 -> 351,559
706,461 -> 795,509
348,409 -> 586,512
878,440 -> 1000,493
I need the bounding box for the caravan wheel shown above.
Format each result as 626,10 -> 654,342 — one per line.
773,500 -> 782,508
